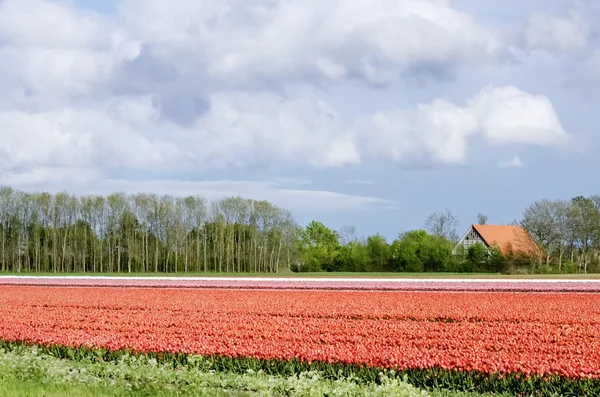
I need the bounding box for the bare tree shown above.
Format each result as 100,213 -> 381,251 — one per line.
521,199 -> 561,268
424,209 -> 459,242
568,196 -> 600,273
338,225 -> 357,246
546,199 -> 572,271
476,213 -> 488,225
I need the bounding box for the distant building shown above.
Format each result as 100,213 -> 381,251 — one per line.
452,224 -> 539,257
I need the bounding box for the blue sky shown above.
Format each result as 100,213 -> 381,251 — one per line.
0,0 -> 599,240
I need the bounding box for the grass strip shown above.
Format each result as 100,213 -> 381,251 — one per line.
0,341 -> 596,396
0,343 -> 431,397
0,378 -> 134,397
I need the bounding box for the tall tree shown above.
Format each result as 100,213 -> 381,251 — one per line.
338,225 -> 357,246
365,234 -> 390,272
476,213 -> 488,225
424,209 -> 459,242
554,199 -> 573,271
298,221 -> 340,272
521,199 -> 561,268
568,196 -> 600,273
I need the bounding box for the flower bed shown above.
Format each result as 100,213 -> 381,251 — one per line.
1,285 -> 598,381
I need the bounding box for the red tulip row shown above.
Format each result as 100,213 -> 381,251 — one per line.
0,286 -> 599,379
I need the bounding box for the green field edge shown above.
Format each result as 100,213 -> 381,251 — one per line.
2,271 -> 600,279
1,340 -> 596,396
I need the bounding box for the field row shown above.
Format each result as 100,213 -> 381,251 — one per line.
2,276 -> 600,291
0,286 -> 599,379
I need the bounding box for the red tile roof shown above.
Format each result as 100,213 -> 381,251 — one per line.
472,224 -> 539,256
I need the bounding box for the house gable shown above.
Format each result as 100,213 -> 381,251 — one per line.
452,225 -> 488,255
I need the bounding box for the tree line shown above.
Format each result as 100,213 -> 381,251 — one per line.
0,186 -> 599,274
294,220 -> 516,274
0,187 -> 297,273
295,195 -> 600,274
521,195 -> 600,274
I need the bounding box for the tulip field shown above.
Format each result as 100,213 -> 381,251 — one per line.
1,276 -> 600,395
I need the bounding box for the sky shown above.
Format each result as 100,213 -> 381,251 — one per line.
0,0 -> 599,240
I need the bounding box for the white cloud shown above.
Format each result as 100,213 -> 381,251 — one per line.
5,177 -> 390,213
0,167 -> 102,187
0,85 -> 569,184
522,9 -> 590,53
0,0 -> 577,200
0,0 -> 139,108
348,180 -> 377,185
579,49 -> 600,95
190,92 -> 359,168
468,85 -> 569,147
118,0 -> 506,86
0,0 -> 109,49
356,85 -> 568,166
358,99 -> 477,166
499,155 -> 523,168
0,109 -> 93,169
270,178 -> 313,186
0,92 -> 353,178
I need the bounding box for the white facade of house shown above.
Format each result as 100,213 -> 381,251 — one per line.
452,226 -> 488,255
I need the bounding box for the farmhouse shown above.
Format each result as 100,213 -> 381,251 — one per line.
452,224 -> 539,256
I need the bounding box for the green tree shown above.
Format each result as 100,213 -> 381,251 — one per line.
0,186 -> 301,274
365,234 -> 390,272
462,243 -> 506,273
487,245 -> 507,273
297,221 -> 340,272
465,243 -> 487,272
389,230 -> 452,272
390,230 -> 425,272
420,234 -> 453,272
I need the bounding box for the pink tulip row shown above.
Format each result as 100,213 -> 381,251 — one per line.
1,276 -> 600,292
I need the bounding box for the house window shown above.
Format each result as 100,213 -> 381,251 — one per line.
462,228 -> 483,250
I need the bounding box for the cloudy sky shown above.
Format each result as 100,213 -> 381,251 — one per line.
0,0 -> 598,239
